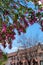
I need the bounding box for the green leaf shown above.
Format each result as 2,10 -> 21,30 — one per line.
14,13 -> 18,21
36,12 -> 41,17
23,29 -> 26,33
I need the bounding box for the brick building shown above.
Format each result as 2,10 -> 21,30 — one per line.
6,43 -> 43,65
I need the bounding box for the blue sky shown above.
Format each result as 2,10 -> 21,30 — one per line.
0,22 -> 43,53
0,1 -> 43,53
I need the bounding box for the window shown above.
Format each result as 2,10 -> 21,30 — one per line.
19,61 -> 23,65
14,56 -> 17,60
14,63 -> 15,65
24,62 -> 27,65
10,64 -> 12,65
28,60 -> 30,65
17,62 -> 19,65
10,62 -> 13,65
33,59 -> 38,65
11,56 -> 13,60
14,56 -> 15,60
17,57 -> 19,61
40,60 -> 43,65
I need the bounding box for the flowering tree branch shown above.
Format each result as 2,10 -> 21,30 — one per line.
0,0 -> 43,48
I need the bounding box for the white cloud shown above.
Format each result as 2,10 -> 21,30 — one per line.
4,46 -> 18,53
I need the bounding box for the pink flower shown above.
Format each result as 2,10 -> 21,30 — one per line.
2,26 -> 6,33
2,22 -> 7,33
40,0 -> 43,3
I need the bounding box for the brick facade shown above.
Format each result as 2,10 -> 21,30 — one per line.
6,43 -> 43,65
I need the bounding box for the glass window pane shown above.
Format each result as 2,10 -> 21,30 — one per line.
40,61 -> 43,65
